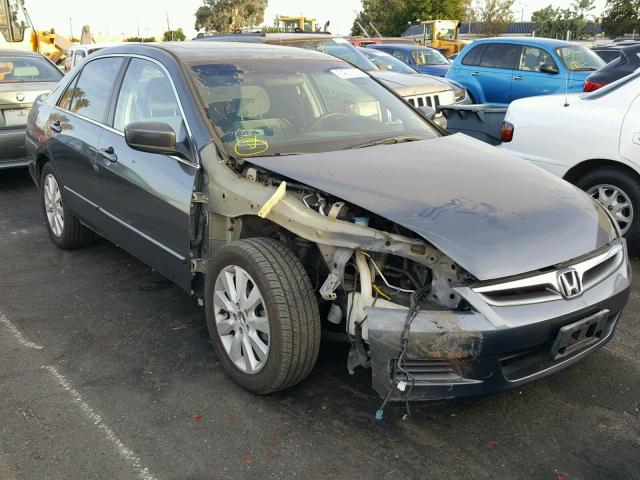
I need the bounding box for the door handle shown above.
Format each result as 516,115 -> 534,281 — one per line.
50,120 -> 62,133
513,75 -> 523,80
99,146 -> 118,163
471,71 -> 480,77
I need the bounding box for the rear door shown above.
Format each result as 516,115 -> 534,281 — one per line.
95,57 -> 199,291
47,57 -> 124,228
511,45 -> 564,100
474,43 -> 521,104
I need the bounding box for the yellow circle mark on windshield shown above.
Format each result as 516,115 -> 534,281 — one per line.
234,136 -> 269,157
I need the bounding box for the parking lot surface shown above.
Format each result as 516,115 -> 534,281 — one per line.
1,168 -> 639,480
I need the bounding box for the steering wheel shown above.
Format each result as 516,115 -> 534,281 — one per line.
308,113 -> 350,132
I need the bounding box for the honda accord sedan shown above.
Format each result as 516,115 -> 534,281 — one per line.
25,42 -> 630,404
1,49 -> 62,169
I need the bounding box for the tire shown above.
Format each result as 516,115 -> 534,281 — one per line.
204,237 -> 321,394
575,167 -> 640,254
40,162 -> 94,249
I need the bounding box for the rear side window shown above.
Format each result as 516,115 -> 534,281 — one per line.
479,43 -> 521,69
68,57 -> 123,123
461,44 -> 485,66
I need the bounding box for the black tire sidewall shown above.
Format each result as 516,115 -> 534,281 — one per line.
205,244 -> 286,393
575,168 -> 640,251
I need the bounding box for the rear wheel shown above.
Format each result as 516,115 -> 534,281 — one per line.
205,238 -> 321,394
40,162 -> 94,249
575,167 -> 640,253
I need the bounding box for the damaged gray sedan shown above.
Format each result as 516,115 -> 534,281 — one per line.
26,42 -> 630,403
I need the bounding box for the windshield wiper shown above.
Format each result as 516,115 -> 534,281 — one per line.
572,67 -> 598,71
346,135 -> 425,150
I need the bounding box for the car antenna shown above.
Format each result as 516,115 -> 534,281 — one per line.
564,43 -> 572,107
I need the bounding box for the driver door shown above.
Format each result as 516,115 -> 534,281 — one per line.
95,57 -> 199,291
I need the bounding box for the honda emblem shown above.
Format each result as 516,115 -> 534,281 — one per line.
558,269 -> 582,299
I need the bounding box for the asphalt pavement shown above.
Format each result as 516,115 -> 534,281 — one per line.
1,168 -> 639,480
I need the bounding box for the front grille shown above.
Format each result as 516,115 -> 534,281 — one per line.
406,94 -> 441,109
473,243 -> 624,307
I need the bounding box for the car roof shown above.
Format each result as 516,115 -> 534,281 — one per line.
98,41 -> 341,63
0,49 -> 45,58
470,37 -> 578,48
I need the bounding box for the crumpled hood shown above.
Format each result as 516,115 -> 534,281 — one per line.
250,134 -> 615,281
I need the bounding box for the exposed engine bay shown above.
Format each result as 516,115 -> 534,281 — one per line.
214,161 -> 476,369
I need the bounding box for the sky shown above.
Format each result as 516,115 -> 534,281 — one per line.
26,0 -> 608,40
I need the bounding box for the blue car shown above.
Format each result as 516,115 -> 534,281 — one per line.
367,44 -> 451,77
446,37 -> 606,104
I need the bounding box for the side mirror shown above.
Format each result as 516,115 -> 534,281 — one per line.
540,64 -> 559,74
124,122 -> 177,155
416,105 -> 437,121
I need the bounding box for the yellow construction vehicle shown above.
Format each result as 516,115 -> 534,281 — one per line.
418,20 -> 470,57
0,0 -> 73,63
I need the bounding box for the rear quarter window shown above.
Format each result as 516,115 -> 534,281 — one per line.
461,44 -> 485,66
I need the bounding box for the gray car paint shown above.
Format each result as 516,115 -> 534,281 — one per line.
249,133 -> 615,281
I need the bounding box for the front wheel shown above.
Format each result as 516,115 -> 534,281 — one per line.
204,238 -> 321,394
575,167 -> 640,253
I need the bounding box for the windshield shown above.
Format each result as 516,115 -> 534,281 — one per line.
360,48 -> 417,74
274,38 -> 377,71
188,59 -> 438,157
411,48 -> 450,66
555,45 -> 605,71
0,55 -> 62,83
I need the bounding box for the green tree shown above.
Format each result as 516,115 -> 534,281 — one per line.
602,0 -> 640,38
532,0 -> 597,40
473,0 -> 515,36
163,28 -> 186,41
195,0 -> 268,33
351,0 -> 469,37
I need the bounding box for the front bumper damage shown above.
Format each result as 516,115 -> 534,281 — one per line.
368,243 -> 631,402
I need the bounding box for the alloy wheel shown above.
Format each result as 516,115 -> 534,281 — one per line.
44,174 -> 64,238
587,184 -> 634,235
213,265 -> 270,374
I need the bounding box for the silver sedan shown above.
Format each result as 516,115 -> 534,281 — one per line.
0,50 -> 62,169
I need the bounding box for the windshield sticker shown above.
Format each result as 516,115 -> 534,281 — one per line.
236,128 -> 266,137
330,68 -> 368,79
234,136 -> 269,157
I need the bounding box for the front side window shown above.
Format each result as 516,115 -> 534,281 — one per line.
555,45 -> 605,72
411,48 -> 449,66
188,59 -> 438,157
113,58 -> 183,135
479,43 -> 521,69
518,46 -> 558,72
0,55 -> 63,83
68,57 -> 123,122
391,50 -> 410,64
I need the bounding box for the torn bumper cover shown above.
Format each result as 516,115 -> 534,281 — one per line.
367,252 -> 631,402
